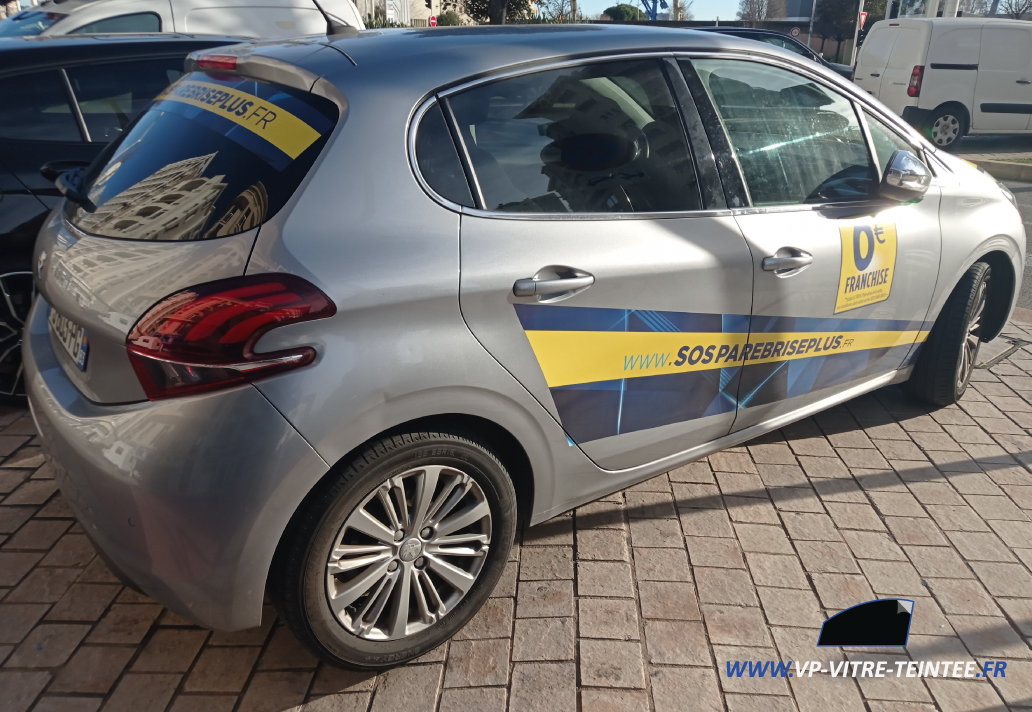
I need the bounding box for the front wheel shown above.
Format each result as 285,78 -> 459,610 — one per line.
907,261 -> 991,406
0,271 -> 33,405
268,430 -> 517,669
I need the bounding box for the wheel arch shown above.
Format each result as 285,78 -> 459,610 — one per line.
978,249 -> 1017,342
931,101 -> 971,133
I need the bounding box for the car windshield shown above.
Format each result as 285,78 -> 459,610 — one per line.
65,71 -> 339,241
0,10 -> 65,36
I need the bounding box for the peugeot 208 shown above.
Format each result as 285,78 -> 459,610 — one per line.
24,26 -> 1024,668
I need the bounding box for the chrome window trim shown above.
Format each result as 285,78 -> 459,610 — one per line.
411,51 -> 730,222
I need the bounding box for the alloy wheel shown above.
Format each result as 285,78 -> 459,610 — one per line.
957,273 -> 989,392
325,465 -> 492,641
0,272 -> 33,399
931,115 -> 960,147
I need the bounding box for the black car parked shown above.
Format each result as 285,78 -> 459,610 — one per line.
691,26 -> 854,79
0,33 -> 240,401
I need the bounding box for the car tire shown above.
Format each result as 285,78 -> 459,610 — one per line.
925,106 -> 967,151
0,268 -> 33,405
907,261 -> 991,407
268,430 -> 518,669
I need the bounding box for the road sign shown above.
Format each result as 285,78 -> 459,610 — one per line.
790,26 -> 800,37
430,14 -> 437,25
859,11 -> 868,27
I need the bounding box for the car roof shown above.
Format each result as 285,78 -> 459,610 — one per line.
308,24 -> 798,90
0,33 -> 243,76
692,26 -> 784,35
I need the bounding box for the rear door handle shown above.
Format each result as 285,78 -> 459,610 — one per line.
1018,79 -> 1031,85
870,72 -> 880,77
513,274 -> 594,297
762,251 -> 813,273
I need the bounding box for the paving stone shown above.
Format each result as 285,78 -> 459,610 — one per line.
858,560 -> 927,596
453,597 -> 512,640
2,519 -> 70,551
684,536 -> 744,570
814,477 -> 870,502
5,623 -> 89,667
908,482 -> 966,507
925,679 -> 1007,712
88,604 -> 162,645
825,502 -> 887,531
444,638 -> 510,687
904,634 -> 975,663
757,464 -> 809,489
0,603 -> 49,644
132,628 -> 208,673
926,505 -> 992,533
627,517 -> 684,549
40,535 -> 96,569
50,645 -> 135,694
523,515 -> 574,545
671,483 -> 723,509
580,688 -> 649,712
579,639 -> 645,689
811,574 -> 874,609
516,579 -> 574,618
982,660 -> 1032,708
745,553 -> 809,589
576,499 -> 627,530
579,598 -> 639,641
709,452 -> 757,474
0,670 -> 51,712
642,619 -> 710,666
309,663 -> 377,696
509,662 -> 575,712
925,579 -> 1000,616
796,541 -> 859,573
702,605 -> 771,646
997,597 -> 1032,637
625,491 -> 677,519
512,617 -> 575,661
969,561 -> 1032,598
438,687 -> 507,712
491,559 -> 518,598
238,671 -> 314,712
757,586 -> 824,628
840,530 -> 907,562
799,456 -> 851,479
948,614 -> 1032,658
256,625 -> 317,670
167,695 -> 238,712
631,548 -> 690,583
667,462 -> 715,484
769,486 -> 825,513
715,472 -> 765,499
3,448 -> 45,470
732,523 -> 794,554
576,529 -> 629,562
679,507 -> 735,538
46,583 -> 120,622
788,436 -> 836,458
519,546 -> 573,580
904,546 -> 973,579
945,471 -> 1004,496
5,566 -> 79,603
638,581 -> 700,621
651,666 -> 724,712
3,480 -> 56,506
32,696 -> 104,712
782,512 -> 842,541
695,567 -> 758,606
725,495 -> 781,525
0,551 -> 42,587
184,645 -> 261,693
964,494 -> 1028,521
725,694 -> 798,712
988,522 -> 1032,554
946,531 -> 1017,562
848,653 -> 932,702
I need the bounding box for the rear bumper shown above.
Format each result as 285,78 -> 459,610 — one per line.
24,296 -> 329,630
902,106 -> 934,129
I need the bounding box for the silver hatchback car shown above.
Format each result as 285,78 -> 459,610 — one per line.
24,25 -> 1025,668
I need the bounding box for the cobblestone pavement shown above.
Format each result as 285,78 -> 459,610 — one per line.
956,135 -> 1032,164
8,322 -> 1032,712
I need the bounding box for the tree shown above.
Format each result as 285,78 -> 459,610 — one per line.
437,9 -> 464,22
603,2 -> 648,18
736,0 -> 786,24
538,0 -> 572,20
814,0 -> 859,62
464,0 -> 532,22
999,0 -> 1032,17
961,0 -> 991,14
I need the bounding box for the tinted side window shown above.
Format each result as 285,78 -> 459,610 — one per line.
447,59 -> 702,214
67,58 -> 184,142
415,102 -> 473,207
690,59 -> 874,206
864,111 -> 916,179
0,70 -> 80,142
70,13 -> 161,34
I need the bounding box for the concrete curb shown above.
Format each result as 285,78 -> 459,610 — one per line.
968,158 -> 1032,181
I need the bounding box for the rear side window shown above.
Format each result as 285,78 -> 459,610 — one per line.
691,59 -> 874,206
67,59 -> 185,142
66,71 -> 338,241
446,59 -> 702,214
981,27 -> 1032,72
0,70 -> 81,142
415,102 -> 473,207
70,12 -> 161,34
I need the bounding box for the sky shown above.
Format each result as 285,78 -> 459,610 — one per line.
576,0 -> 741,21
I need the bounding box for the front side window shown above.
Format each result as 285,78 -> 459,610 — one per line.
690,59 -> 874,206
0,10 -> 65,36
66,71 -> 338,241
864,111 -> 916,179
0,70 -> 80,142
66,59 -> 185,142
447,59 -> 702,214
70,13 -> 161,34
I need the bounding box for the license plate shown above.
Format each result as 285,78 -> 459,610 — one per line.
48,308 -> 89,371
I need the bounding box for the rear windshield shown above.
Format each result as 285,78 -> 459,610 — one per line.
66,71 -> 338,241
0,10 -> 65,36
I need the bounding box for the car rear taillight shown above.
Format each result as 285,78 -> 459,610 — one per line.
197,54 -> 238,71
907,66 -> 924,97
127,274 -> 335,401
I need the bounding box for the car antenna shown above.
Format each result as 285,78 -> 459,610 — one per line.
311,0 -> 360,37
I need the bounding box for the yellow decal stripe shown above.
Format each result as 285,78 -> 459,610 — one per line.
157,80 -> 321,159
526,330 -> 925,388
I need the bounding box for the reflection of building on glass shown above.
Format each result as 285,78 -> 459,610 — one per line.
75,153 -> 227,241
206,182 -> 268,239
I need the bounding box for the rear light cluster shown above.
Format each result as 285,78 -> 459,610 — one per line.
908,65 -> 924,97
197,54 -> 238,71
126,274 -> 335,401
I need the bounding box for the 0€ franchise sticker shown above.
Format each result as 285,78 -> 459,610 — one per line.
835,223 -> 898,314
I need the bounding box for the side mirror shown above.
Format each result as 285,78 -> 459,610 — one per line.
54,166 -> 96,212
879,150 -> 931,203
40,160 -> 90,183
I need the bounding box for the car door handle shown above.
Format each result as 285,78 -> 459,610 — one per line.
1017,79 -> 1032,85
870,72 -> 880,77
762,252 -> 813,272
513,274 -> 594,297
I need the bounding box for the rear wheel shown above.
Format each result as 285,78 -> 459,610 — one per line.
269,430 -> 517,669
907,261 -> 991,406
0,271 -> 33,405
926,106 -> 967,151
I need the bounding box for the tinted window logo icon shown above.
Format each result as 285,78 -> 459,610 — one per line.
818,599 -> 913,646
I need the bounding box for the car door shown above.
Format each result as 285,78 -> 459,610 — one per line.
445,56 -> 755,471
172,0 -> 326,37
973,24 -> 1032,132
681,57 -> 941,433
853,24 -> 899,99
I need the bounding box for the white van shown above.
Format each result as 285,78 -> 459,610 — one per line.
854,17 -> 1032,149
0,0 -> 364,38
